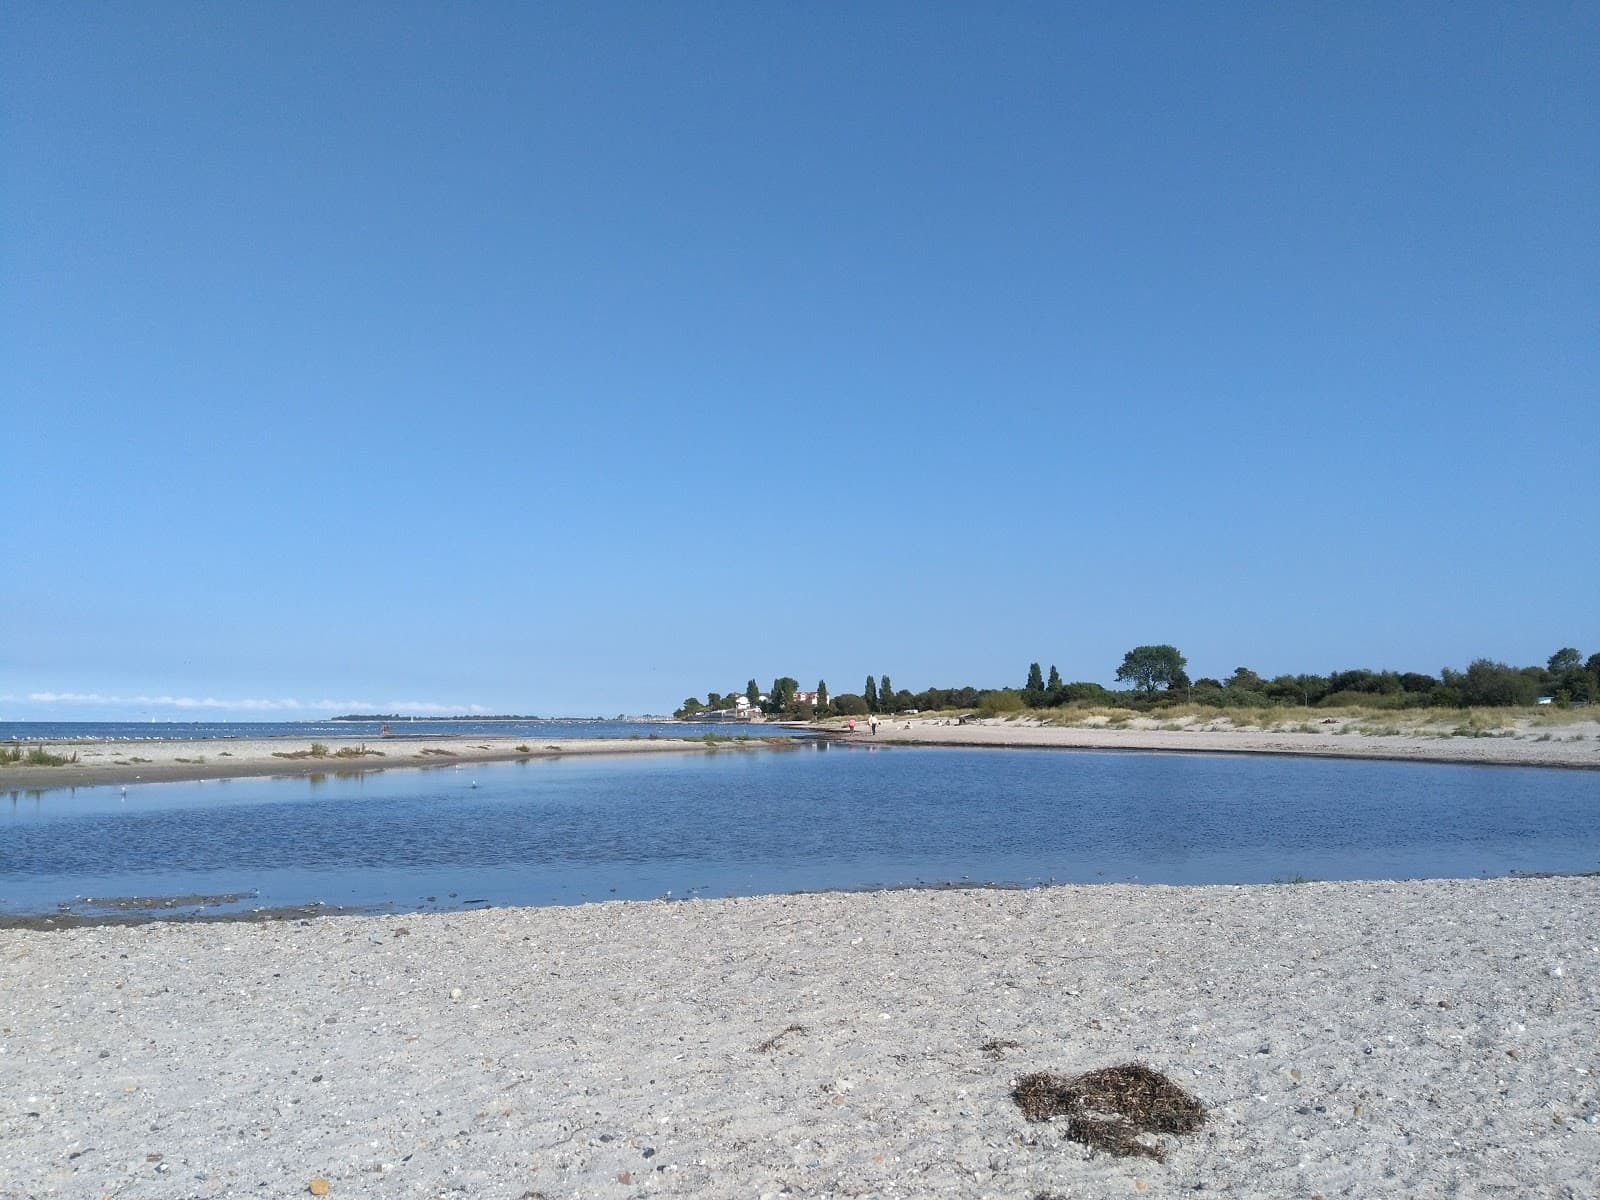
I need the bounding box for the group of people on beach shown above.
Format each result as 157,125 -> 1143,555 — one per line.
845,715 -> 880,735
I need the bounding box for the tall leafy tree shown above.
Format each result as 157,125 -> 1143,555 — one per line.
879,676 -> 892,712
769,677 -> 799,713
746,679 -> 761,706
1022,662 -> 1046,707
1115,645 -> 1188,694
816,680 -> 829,710
864,675 -> 878,713
1549,647 -> 1581,675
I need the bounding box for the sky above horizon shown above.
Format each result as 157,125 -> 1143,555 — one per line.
3,3 -> 1596,719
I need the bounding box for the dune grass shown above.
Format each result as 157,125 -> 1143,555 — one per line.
0,743 -> 78,767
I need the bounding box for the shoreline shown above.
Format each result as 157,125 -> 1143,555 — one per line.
0,732 -> 784,791
4,876 -> 1595,1197
7,713 -> 1599,790
830,713 -> 1600,770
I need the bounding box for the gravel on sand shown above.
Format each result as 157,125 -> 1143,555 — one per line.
2,877 -> 1596,1198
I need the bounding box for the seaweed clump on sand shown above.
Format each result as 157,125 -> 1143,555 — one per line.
1012,1062 -> 1207,1161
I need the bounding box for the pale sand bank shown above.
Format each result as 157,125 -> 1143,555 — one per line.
8,714 -> 1600,793
0,734 -> 764,791
2,878 -> 1596,1197
841,714 -> 1600,770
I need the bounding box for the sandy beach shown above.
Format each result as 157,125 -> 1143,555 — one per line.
839,713 -> 1600,771
0,734 -> 764,792
2,877 -> 1596,1198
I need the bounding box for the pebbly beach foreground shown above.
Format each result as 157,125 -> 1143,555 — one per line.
2,877 -> 1596,1198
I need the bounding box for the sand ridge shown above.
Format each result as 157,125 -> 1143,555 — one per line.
0,734 -> 764,791
839,713 -> 1600,770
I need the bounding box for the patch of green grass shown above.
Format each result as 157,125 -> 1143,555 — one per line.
514,744 -> 532,753
333,745 -> 384,758
0,744 -> 78,767
1272,873 -> 1313,885
173,755 -> 206,764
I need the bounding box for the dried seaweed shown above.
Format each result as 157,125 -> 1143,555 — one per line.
755,1024 -> 806,1053
980,1038 -> 1022,1058
1013,1062 -> 1207,1161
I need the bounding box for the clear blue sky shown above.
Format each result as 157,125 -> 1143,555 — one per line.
3,3 -> 1596,719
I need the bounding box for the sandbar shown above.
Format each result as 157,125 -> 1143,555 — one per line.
0,733 -> 775,792
842,713 -> 1600,770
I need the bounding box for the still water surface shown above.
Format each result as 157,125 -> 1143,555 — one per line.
3,746 -> 1596,917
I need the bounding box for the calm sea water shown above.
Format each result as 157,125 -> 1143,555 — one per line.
0,719 -> 799,743
2,746 -> 1596,918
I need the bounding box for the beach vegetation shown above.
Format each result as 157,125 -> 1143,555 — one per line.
683,642 -> 1598,727
1116,645 -> 1188,695
1,744 -> 78,767
978,689 -> 1026,716
1023,662 -> 1046,707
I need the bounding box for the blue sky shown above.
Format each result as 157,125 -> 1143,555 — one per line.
3,2 -> 1596,719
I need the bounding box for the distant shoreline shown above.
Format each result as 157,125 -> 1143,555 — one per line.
0,732 -> 785,791
6,713 -> 1599,790
824,712 -> 1600,771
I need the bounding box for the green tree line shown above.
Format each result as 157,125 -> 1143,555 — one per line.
674,645 -> 1598,720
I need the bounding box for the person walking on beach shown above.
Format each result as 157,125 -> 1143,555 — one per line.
869,714 -> 878,736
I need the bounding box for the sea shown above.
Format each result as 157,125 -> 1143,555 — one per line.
3,741 -> 1597,920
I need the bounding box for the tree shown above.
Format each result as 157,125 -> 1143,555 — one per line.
676,697 -> 705,718
833,693 -> 868,716
1115,645 -> 1187,694
1549,647 -> 1582,676
768,677 -> 799,714
1226,667 -> 1263,692
879,675 -> 893,711
746,679 -> 761,706
1022,662 -> 1045,707
1046,665 -> 1063,694
706,692 -> 723,710
1457,659 -> 1538,707
816,680 -> 829,711
864,675 -> 878,713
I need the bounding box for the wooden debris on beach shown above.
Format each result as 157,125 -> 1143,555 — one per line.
1013,1062 -> 1207,1161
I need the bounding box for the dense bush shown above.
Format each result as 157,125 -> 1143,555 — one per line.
978,689 -> 1026,716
